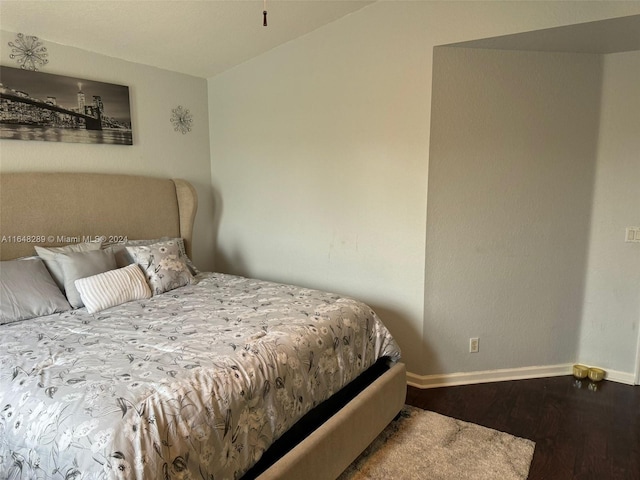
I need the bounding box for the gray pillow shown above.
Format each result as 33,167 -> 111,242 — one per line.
55,249 -> 117,308
35,241 -> 102,291
0,257 -> 71,324
126,239 -> 193,295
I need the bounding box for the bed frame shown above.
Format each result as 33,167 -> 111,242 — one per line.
0,172 -> 407,480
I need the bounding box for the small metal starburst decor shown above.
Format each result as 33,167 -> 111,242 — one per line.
170,106 -> 193,134
8,33 -> 49,71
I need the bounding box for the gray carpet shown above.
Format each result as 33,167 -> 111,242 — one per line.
338,406 -> 535,480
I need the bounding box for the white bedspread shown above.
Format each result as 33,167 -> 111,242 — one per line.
0,272 -> 400,479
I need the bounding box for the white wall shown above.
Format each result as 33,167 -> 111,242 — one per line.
0,30 -> 215,271
208,2 -> 640,376
578,51 -> 640,380
426,47 -> 602,375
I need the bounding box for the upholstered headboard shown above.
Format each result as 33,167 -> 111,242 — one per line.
0,172 -> 197,261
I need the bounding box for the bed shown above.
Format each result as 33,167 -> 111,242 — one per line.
0,172 -> 406,480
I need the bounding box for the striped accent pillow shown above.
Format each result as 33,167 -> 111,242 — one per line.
74,264 -> 151,314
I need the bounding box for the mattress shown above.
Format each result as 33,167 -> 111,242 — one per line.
0,272 -> 401,479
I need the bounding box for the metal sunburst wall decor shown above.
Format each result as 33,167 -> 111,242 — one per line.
8,33 -> 49,71
170,105 -> 193,134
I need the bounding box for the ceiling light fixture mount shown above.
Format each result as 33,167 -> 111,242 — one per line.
263,0 -> 268,26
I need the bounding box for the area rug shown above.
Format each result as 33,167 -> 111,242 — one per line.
338,405 -> 535,480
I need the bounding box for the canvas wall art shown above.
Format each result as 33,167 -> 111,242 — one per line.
0,65 -> 132,145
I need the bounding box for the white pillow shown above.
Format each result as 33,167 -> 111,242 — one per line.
35,241 -> 102,291
75,264 -> 151,314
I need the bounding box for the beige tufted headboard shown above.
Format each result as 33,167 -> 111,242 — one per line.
0,172 -> 197,261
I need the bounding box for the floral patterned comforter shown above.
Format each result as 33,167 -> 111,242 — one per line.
0,272 -> 400,480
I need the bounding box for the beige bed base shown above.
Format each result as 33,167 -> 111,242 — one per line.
256,361 -> 407,480
0,172 -> 407,479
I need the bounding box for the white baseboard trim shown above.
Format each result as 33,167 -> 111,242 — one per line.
601,368 -> 636,385
407,364 -> 637,389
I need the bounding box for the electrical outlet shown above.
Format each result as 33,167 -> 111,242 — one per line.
469,337 -> 479,353
625,227 -> 640,243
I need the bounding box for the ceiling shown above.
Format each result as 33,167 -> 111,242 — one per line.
2,2 -> 638,79
0,0 -> 374,78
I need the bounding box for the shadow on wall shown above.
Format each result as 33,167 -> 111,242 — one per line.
215,248 -> 251,278
185,179 -> 218,272
209,181 -> 252,277
368,303 -> 441,378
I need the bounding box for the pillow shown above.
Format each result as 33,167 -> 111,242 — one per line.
126,239 -> 194,295
0,257 -> 71,324
75,264 -> 152,314
54,249 -> 117,308
35,241 -> 102,291
109,237 -> 200,275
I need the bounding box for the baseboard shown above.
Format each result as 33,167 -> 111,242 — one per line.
599,368 -> 636,385
407,364 -> 637,389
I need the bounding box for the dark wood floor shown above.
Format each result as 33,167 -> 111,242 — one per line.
406,376 -> 640,480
